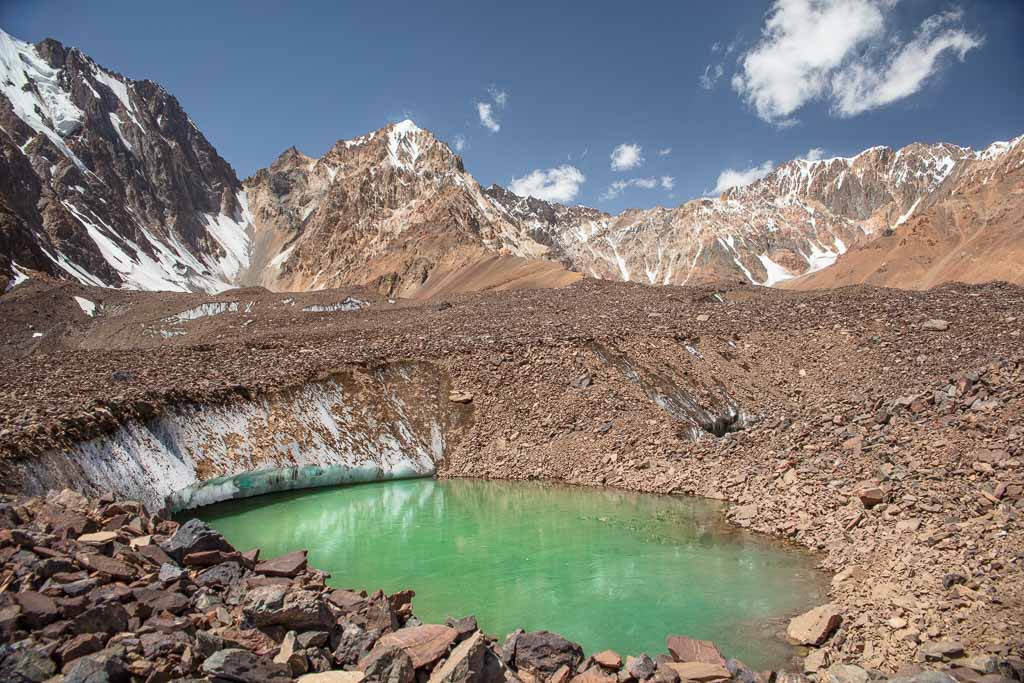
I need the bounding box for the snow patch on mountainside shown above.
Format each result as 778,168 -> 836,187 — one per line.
202,191 -> 253,281
73,296 -> 97,316
0,29 -> 87,170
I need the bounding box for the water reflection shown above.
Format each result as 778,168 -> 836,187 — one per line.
191,479 -> 826,670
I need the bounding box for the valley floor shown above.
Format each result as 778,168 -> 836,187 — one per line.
0,276 -> 1022,673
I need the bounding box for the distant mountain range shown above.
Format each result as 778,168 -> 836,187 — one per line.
2,29 -> 1021,296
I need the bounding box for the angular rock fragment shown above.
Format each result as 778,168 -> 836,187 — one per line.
787,604 -> 841,646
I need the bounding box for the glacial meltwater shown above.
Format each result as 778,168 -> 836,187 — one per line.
190,479 -> 827,669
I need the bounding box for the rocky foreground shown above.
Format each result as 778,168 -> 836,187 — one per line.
1,489 -> 1020,683
1,278 -> 1023,679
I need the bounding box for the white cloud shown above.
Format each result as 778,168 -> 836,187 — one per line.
510,165 -> 585,203
476,86 -> 510,133
660,176 -> 675,190
830,9 -> 982,117
477,102 -> 500,133
731,0 -> 983,125
488,86 -> 508,107
610,143 -> 644,171
711,160 -> 775,194
600,177 -> 660,201
452,134 -> 466,152
801,147 -> 825,161
700,63 -> 725,90
658,147 -> 672,156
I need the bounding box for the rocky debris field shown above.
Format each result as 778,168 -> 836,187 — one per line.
2,489 -> 1021,683
0,276 -> 1023,675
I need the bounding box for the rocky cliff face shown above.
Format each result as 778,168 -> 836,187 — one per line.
0,29 -> 250,293
786,135 -> 1024,290
2,29 -> 1020,296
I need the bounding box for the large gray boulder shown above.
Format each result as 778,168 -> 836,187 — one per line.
160,518 -> 236,563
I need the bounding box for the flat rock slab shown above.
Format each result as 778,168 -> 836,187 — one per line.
788,604 -> 842,646
298,673 -> 367,683
593,650 -> 622,670
666,636 -> 726,665
664,661 -> 732,682
77,552 -> 137,581
378,624 -> 459,669
77,531 -> 119,543
256,549 -> 308,578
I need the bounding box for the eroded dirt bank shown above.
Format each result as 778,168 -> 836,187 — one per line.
0,276 -> 1022,675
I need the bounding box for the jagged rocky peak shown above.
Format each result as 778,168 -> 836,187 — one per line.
2,28 -> 1021,295
0,28 -> 251,293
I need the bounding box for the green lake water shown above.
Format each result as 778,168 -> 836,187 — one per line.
189,478 -> 826,670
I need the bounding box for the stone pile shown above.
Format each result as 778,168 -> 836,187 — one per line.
1,489 -> 1021,683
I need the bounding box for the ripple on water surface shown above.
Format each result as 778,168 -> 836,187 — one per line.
190,478 -> 827,670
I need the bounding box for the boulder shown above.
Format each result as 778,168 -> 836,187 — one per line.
160,518 -> 235,563
375,624 -> 459,669
77,553 -> 137,581
822,664 -> 870,683
853,483 -> 886,508
449,391 -> 474,404
329,589 -> 369,613
201,648 -> 291,682
62,649 -> 130,683
57,633 -> 105,664
627,654 -> 657,680
570,667 -> 618,683
663,662 -> 732,682
14,591 -> 59,629
920,641 -> 966,662
0,643 -> 57,682
256,549 -> 308,578
506,630 -> 583,677
71,603 -> 129,635
666,636 -> 726,665
787,605 -> 842,646
243,585 -> 334,631
445,615 -> 479,642
922,319 -> 950,331
593,650 -> 622,670
428,631 -> 488,683
359,644 -> 415,683
274,631 -> 309,676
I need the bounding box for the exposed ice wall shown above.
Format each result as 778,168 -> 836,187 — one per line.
17,364 -> 456,512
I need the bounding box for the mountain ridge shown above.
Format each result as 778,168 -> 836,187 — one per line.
2,29 -> 1021,297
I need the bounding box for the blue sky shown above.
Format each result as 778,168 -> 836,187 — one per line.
3,0 -> 1022,212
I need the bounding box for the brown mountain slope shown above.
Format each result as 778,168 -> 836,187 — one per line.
784,135 -> 1024,290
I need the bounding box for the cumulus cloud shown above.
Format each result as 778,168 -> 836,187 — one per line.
610,143 -> 644,171
830,8 -> 982,117
711,160 -> 775,194
510,165 -> 585,203
660,176 -> 675,190
732,0 -> 983,125
600,177 -> 660,201
477,102 -> 500,133
452,134 -> 466,152
700,63 -> 725,90
658,147 -> 672,156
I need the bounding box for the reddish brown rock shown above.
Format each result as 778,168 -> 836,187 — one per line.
376,624 -> 459,669
666,636 -> 726,666
787,605 -> 842,646
255,549 -> 308,578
